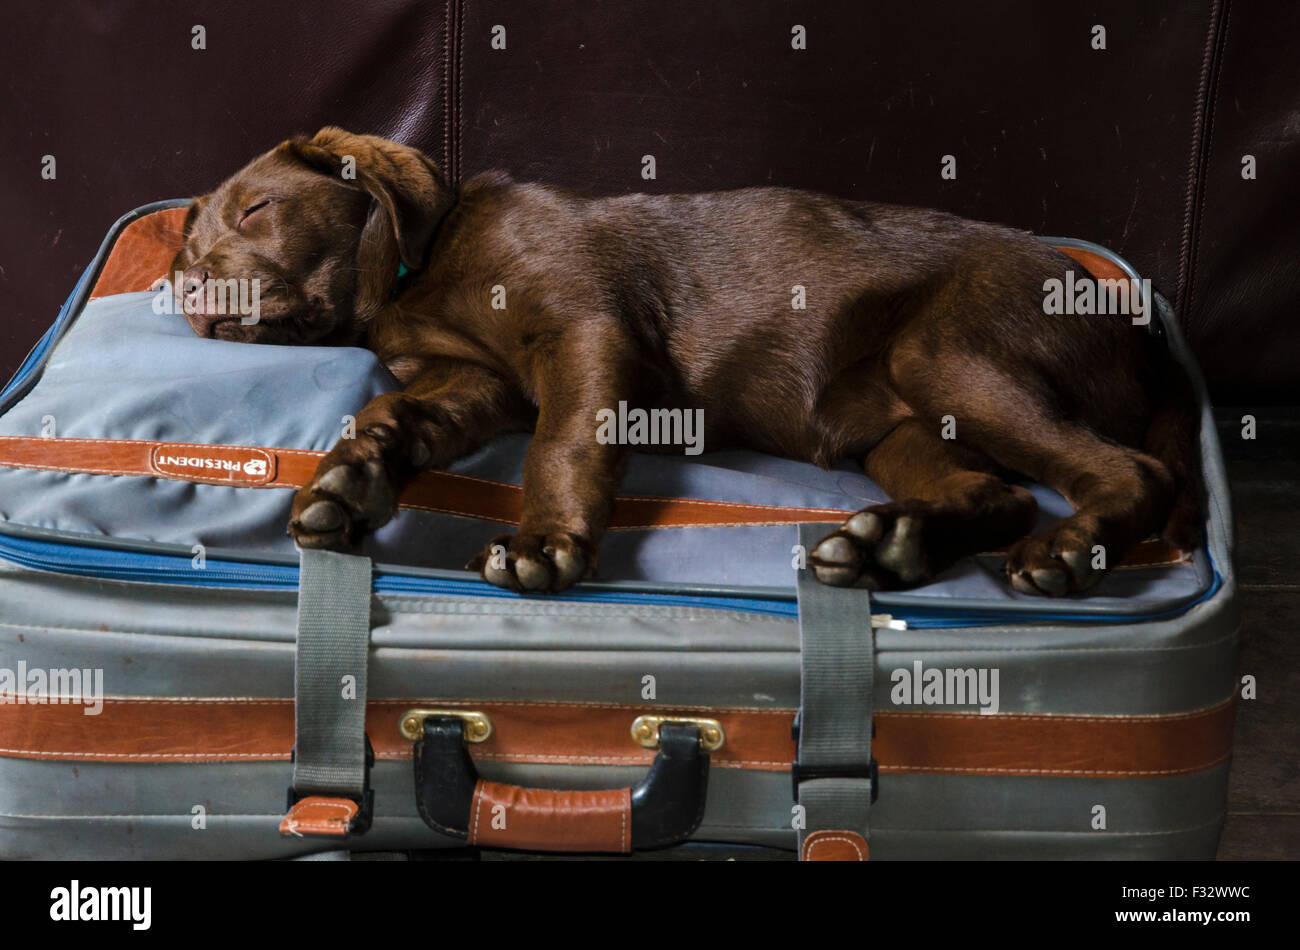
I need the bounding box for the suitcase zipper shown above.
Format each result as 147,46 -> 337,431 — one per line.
0,527 -> 1220,629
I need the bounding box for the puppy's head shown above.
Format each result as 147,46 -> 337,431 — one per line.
168,127 -> 453,344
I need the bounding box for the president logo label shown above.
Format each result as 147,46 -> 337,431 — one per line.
149,444 -> 276,486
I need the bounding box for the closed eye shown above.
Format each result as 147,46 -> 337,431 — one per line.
238,199 -> 271,227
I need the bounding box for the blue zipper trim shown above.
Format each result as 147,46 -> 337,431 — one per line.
0,531 -> 1218,628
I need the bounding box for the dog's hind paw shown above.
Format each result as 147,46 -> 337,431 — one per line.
1002,524 -> 1104,596
468,532 -> 594,593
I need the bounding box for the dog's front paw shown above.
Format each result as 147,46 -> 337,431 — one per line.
289,458 -> 396,551
289,453 -> 402,554
808,504 -> 933,590
288,420 -> 431,550
468,532 -> 594,593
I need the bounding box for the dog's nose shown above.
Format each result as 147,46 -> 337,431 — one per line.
182,266 -> 210,314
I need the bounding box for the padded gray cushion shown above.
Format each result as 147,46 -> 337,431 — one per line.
0,291 -> 1209,606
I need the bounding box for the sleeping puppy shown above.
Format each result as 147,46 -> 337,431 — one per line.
169,127 -> 1202,595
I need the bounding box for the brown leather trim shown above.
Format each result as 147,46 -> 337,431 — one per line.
802,830 -> 869,861
279,795 -> 357,837
89,207 -> 190,300
0,435 -> 868,531
468,778 -> 632,853
0,435 -> 1192,563
0,696 -> 792,771
28,219 -> 1192,552
1059,245 -> 1131,285
0,694 -> 1234,778
879,699 -> 1236,777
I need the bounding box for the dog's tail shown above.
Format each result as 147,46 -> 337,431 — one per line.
1143,333 -> 1205,552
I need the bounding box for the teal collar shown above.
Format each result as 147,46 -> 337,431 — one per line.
392,262 -> 413,300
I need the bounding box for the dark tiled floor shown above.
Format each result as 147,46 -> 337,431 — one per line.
1215,457 -> 1300,860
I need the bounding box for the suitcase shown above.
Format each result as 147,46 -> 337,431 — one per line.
0,201 -> 1239,860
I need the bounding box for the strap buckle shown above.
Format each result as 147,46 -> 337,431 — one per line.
791,710 -> 879,802
791,759 -> 878,803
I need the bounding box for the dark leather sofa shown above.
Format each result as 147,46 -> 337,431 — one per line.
3,1 -> 1295,404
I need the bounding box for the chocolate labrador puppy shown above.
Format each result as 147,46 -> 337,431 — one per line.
170,127 -> 1201,595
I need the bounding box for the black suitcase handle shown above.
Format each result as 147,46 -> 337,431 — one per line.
412,717 -> 709,853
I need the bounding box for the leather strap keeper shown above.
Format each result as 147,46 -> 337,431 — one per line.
278,795 -> 359,837
801,829 -> 870,861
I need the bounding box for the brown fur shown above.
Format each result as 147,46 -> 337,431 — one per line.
169,128 -> 1203,595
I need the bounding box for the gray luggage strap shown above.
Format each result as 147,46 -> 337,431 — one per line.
280,548 -> 375,838
793,523 -> 877,861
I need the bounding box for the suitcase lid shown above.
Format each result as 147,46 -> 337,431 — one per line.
0,204 -> 1221,625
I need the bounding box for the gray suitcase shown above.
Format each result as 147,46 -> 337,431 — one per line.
0,202 -> 1238,859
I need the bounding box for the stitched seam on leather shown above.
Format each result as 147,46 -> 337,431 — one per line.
0,749 -> 286,759
0,461 -> 288,487
877,752 -> 1232,777
457,0 -> 464,186
0,437 -> 854,521
0,435 -> 313,454
710,816 -> 1229,837
878,695 -> 1233,723
283,800 -> 353,834
615,496 -> 848,513
470,781 -> 485,844
0,750 -> 1230,775
290,801 -> 353,816
3,692 -> 1228,721
0,695 -> 793,713
609,520 -> 839,530
442,0 -> 451,175
0,436 -> 847,510
0,438 -> 1213,556
1187,3 -> 1232,320
0,463 -> 146,478
390,505 -> 848,527
803,833 -> 866,861
1176,0 -> 1229,316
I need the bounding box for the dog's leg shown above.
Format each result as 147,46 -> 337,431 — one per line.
289,359 -> 529,549
865,342 -> 1175,595
810,418 -> 1039,588
995,434 -> 1175,595
470,339 -> 631,593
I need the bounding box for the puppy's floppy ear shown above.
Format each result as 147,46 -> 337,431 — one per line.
166,194 -> 210,277
280,126 -> 454,271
